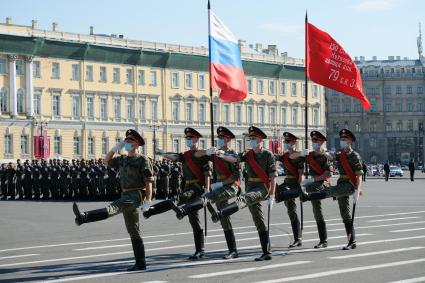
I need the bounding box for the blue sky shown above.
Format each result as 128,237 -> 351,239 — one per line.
2,0 -> 425,60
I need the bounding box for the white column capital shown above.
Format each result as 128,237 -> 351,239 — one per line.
25,56 -> 34,63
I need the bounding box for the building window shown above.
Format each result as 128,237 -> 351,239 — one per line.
73,136 -> 81,155
199,139 -> 206,149
4,134 -> 12,154
34,93 -> 41,115
396,85 -> 402,95
52,62 -> 60,79
396,100 -> 402,112
213,103 -> 218,122
258,106 -> 265,125
185,102 -> 193,121
100,66 -> 107,82
355,121 -> 361,132
88,137 -> 95,155
114,98 -> 121,120
33,61 -> 41,77
100,97 -> 107,120
0,58 -> 6,74
247,105 -> 253,124
0,87 -> 8,112
269,81 -> 275,96
235,105 -> 242,124
198,74 -> 205,90
185,73 -> 193,89
292,108 -> 298,126
269,107 -> 276,125
87,97 -> 94,119
223,104 -> 230,123
281,107 -> 287,125
173,138 -> 180,152
302,83 -> 306,97
171,72 -> 179,88
101,137 -> 108,155
236,140 -> 242,152
257,80 -> 264,94
20,135 -> 29,154
406,86 -> 412,94
369,138 -> 377,148
370,100 -> 377,111
139,99 -> 146,120
54,136 -> 62,155
150,71 -> 157,86
396,120 -> 402,131
172,101 -> 179,122
52,95 -> 60,117
151,100 -> 158,120
313,85 -> 318,98
17,89 -> 25,113
280,81 -> 286,96
113,68 -> 120,83
417,86 -> 424,94
71,64 -> 80,81
386,121 -> 392,131
407,101 -> 413,112
138,70 -> 145,85
370,120 -> 377,131
417,103 -> 424,112
344,100 -> 350,112
384,86 -> 391,94
385,103 -> 392,112
354,102 -> 361,112
408,120 -> 413,131
127,98 -> 134,119
291,82 -> 297,96
72,96 -> 81,118
126,69 -> 133,84
247,79 -> 253,93
199,102 -> 206,122
16,59 -> 24,75
85,65 -> 93,81
313,109 -> 319,126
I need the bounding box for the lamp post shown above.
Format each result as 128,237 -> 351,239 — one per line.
150,124 -> 160,160
242,132 -> 249,151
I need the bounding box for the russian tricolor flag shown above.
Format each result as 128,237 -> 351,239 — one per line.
209,11 -> 247,102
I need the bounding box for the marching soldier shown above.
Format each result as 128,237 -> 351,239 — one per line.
301,131 -> 333,248
73,129 -> 153,271
211,126 -> 276,261
159,160 -> 171,199
15,159 -> 24,199
79,160 -> 90,200
169,162 -> 182,200
143,127 -> 211,260
301,129 -> 363,250
32,160 -> 42,200
41,160 -> 51,200
50,160 -> 61,200
275,132 -> 305,248
6,162 -> 16,200
70,160 -> 80,199
175,126 -> 241,259
0,164 -> 6,200
23,160 -> 33,200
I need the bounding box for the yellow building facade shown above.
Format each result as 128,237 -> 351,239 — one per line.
0,22 -> 326,160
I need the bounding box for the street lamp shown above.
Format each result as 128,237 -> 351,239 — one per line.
150,124 -> 160,160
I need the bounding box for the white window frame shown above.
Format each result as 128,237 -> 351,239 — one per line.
171,72 -> 179,88
185,73 -> 193,89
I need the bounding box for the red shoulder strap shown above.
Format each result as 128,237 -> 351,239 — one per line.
283,152 -> 299,178
184,151 -> 205,185
246,150 -> 270,188
214,156 -> 241,186
308,152 -> 324,175
340,151 -> 356,184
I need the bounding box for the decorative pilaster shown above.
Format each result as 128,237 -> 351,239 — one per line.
8,54 -> 17,116
25,56 -> 34,117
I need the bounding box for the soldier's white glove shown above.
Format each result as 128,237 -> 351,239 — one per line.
5,180 -> 8,185
111,140 -> 126,153
38,176 -> 42,180
216,150 -> 226,158
302,178 -> 314,186
353,190 -> 360,204
142,200 -> 151,212
206,147 -> 217,156
155,148 -> 165,155
103,175 -> 109,179
267,195 -> 275,208
300,149 -> 309,157
210,182 -> 223,191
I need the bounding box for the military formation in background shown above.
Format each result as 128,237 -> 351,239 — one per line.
0,158 -> 184,201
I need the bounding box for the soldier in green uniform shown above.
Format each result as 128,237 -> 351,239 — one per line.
174,126 -> 241,259
301,129 -> 363,250
72,129 -> 153,270
143,127 -> 211,260
300,131 -> 333,248
275,132 -> 305,248
212,126 -> 277,261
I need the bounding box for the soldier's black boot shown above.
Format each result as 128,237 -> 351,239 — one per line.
288,220 -> 302,248
73,202 -> 108,226
276,188 -> 300,203
189,229 -> 205,260
212,202 -> 239,223
127,238 -> 146,271
255,230 -> 272,261
223,229 -> 238,259
143,200 -> 180,219
300,191 -> 327,202
343,222 -> 356,250
176,198 -> 205,220
314,221 -> 328,248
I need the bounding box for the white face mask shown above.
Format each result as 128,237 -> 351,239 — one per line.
284,142 -> 293,150
340,140 -> 348,148
250,139 -> 257,148
186,139 -> 193,148
217,138 -> 225,148
312,142 -> 320,151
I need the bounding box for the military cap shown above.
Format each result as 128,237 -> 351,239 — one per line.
283,132 -> 298,141
339,128 -> 356,142
217,126 -> 235,139
248,126 -> 267,139
125,129 -> 145,146
310,130 -> 327,141
184,127 -> 202,138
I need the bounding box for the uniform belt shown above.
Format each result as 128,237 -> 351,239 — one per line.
285,175 -> 297,179
338,175 -> 350,180
248,177 -> 264,182
186,179 -> 201,185
122,187 -> 143,192
217,176 -> 227,181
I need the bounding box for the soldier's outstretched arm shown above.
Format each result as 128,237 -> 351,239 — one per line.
105,140 -> 125,166
216,150 -> 238,163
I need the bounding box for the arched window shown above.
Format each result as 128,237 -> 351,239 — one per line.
0,87 -> 8,112
17,89 -> 25,113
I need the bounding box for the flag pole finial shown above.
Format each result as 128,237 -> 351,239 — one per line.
208,0 -> 211,10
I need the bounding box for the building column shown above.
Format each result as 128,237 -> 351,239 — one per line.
8,54 -> 17,117
25,56 -> 34,117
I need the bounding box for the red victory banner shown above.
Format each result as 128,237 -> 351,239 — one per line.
306,22 -> 370,110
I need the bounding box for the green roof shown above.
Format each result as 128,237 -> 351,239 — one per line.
0,34 -> 304,80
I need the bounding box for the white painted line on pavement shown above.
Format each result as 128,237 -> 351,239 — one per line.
368,217 -> 420,223
329,247 -> 425,259
188,261 -> 310,279
391,227 -> 425,233
0,253 -> 40,260
252,258 -> 425,283
3,209 -> 425,253
73,240 -> 171,251
386,276 -> 425,283
141,281 -> 168,283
